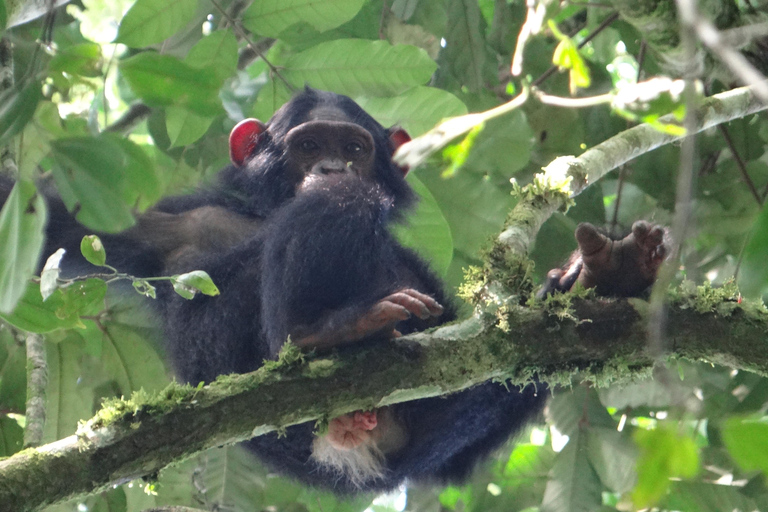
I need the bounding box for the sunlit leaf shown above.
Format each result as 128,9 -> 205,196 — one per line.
632,427 -> 699,509
115,0 -> 198,47
40,248 -> 66,301
0,181 -> 46,314
49,43 -> 103,77
172,270 -> 220,299
722,417 -> 768,478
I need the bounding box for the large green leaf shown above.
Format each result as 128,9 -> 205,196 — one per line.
242,0 -> 366,38
392,174 -> 453,276
51,137 -> 136,233
49,43 -> 103,77
0,279 -> 106,333
166,106 -> 215,148
185,30 -> 238,82
540,428 -> 603,512
115,0 -> 198,47
739,203 -> 768,297
356,86 -> 467,136
722,417 -> 768,478
632,427 -> 699,509
120,52 -> 223,116
0,80 -> 42,147
101,323 -> 169,396
282,40 -> 436,97
0,328 -> 26,413
0,181 -> 46,314
437,0 -> 496,92
41,334 -> 97,443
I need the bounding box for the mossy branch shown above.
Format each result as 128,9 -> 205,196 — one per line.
3,279 -> 768,511
495,82 -> 768,260
2,283 -> 768,511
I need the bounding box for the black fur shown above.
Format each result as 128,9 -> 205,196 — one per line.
160,90 -> 545,492
6,89 -> 546,494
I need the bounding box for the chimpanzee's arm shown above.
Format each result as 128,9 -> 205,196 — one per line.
260,177 -> 447,358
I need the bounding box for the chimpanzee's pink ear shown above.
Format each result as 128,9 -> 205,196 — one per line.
387,127 -> 411,175
229,118 -> 266,166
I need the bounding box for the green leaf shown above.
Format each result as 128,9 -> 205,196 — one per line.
540,428 -> 603,512
355,86 -> 468,136
663,481 -> 759,512
586,428 -> 637,493
0,417 -> 23,457
547,386 -> 616,437
51,137 -> 136,233
0,80 -> 42,146
41,335 -> 95,442
242,0 -> 366,38
0,328 -> 26,413
0,279 -> 103,333
439,0 -> 495,92
133,280 -> 157,299
392,174 -> 453,276
120,52 -> 223,116
282,39 -> 437,97
252,79 -> 294,121
115,0 -> 198,47
722,417 -> 768,477
0,0 -> 7,32
166,106 -> 215,147
185,30 -> 238,82
739,204 -> 768,297
49,43 -> 103,77
0,181 -> 46,314
112,137 -> 162,211
172,270 -> 220,299
503,443 -> 556,482
632,427 -> 699,509
101,322 -> 169,396
80,235 -> 107,267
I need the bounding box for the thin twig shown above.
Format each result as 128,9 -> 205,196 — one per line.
23,333 -> 47,448
208,0 -> 294,90
531,12 -> 620,87
718,124 -> 762,205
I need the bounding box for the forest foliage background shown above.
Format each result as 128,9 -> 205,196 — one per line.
3,0 -> 768,511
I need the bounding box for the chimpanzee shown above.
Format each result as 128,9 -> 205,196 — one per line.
537,221 -> 668,298
156,88 -> 547,492
1,88 -> 665,494
0,88 -> 547,493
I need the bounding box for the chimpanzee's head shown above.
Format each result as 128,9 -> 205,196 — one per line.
224,88 -> 414,216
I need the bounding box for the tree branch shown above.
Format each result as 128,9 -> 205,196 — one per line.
2,283 -> 767,510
